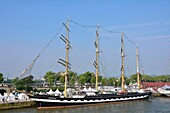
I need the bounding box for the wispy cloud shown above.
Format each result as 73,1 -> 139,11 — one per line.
108,22 -> 158,30
137,35 -> 170,41
164,21 -> 170,25
105,21 -> 170,30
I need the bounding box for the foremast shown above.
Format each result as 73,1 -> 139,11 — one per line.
136,45 -> 140,90
58,19 -> 70,98
121,32 -> 125,91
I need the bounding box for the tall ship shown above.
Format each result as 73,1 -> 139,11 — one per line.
27,19 -> 151,109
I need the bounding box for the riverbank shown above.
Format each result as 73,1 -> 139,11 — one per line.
0,100 -> 35,110
152,93 -> 161,97
152,93 -> 170,97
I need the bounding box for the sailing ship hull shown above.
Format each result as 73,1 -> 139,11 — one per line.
30,92 -> 151,108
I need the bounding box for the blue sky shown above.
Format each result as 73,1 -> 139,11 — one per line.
0,0 -> 170,79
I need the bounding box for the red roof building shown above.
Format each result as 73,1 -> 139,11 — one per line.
141,82 -> 170,89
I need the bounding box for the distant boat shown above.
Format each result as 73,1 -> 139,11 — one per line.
28,20 -> 152,109
157,85 -> 170,97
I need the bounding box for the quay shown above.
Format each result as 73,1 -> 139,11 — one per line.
0,86 -> 35,110
0,100 -> 35,110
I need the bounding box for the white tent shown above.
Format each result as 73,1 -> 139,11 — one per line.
39,92 -> 43,95
7,93 -> 15,101
81,87 -> 88,92
54,89 -> 62,96
47,89 -> 54,95
18,93 -> 29,100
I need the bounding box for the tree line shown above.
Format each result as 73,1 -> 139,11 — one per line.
0,72 -> 170,92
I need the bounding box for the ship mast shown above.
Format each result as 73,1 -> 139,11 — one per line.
58,19 -> 71,97
121,32 -> 125,91
64,19 -> 70,98
136,45 -> 140,90
94,26 -> 99,91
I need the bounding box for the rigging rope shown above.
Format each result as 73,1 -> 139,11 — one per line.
124,33 -> 136,46
20,24 -> 64,78
70,19 -> 98,28
70,19 -> 137,47
100,26 -> 120,34
70,19 -> 120,34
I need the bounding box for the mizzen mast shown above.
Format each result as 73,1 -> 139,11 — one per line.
121,32 -> 125,91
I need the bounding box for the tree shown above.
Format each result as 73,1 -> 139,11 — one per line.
129,73 -> 143,83
11,75 -> 34,92
44,71 -> 56,80
15,79 -> 25,90
70,75 -> 76,85
0,73 -> 4,83
98,76 -> 103,83
101,78 -> 109,86
48,75 -> 56,85
125,77 -> 130,85
68,71 -> 77,84
12,77 -> 19,87
108,77 -> 116,86
78,71 -> 95,85
90,76 -> 95,84
79,75 -> 86,85
59,76 -> 65,84
44,71 -> 56,85
23,75 -> 34,83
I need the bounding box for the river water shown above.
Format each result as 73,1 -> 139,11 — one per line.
1,97 -> 170,113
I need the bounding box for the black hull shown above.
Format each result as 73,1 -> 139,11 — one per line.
30,92 -> 152,108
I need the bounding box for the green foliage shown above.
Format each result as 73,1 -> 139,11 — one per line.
129,74 -> 170,82
70,75 -> 76,85
108,77 -> 116,85
99,76 -> 102,83
32,88 -> 48,93
79,75 -> 86,85
125,77 -> 130,85
12,77 -> 19,87
90,76 -> 95,84
43,71 -> 78,86
23,75 -> 34,83
51,86 -> 64,92
78,71 -> 95,85
101,78 -> 108,86
12,75 -> 34,92
44,71 -> 57,85
59,76 -> 65,83
0,73 -> 4,83
68,71 -> 77,85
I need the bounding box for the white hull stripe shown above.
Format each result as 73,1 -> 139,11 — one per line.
31,95 -> 148,103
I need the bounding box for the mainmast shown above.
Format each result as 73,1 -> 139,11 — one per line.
121,32 -> 125,91
136,45 -> 140,90
94,26 -> 99,91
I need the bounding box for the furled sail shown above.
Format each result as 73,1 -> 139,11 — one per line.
20,55 -> 39,79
